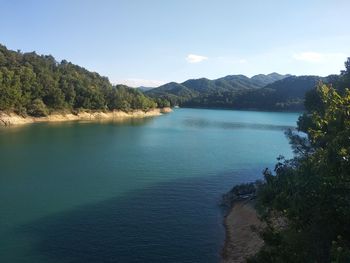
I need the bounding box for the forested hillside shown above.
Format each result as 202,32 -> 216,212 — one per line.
146,73 -> 289,107
0,44 -> 167,117
146,73 -> 324,110
145,82 -> 198,106
182,76 -> 323,110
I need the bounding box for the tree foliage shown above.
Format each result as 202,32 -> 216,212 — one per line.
0,44 -> 162,116
250,58 -> 350,262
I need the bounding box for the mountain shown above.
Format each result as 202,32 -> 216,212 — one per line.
214,75 -> 262,90
146,82 -> 199,105
182,78 -> 218,92
215,73 -> 290,90
263,75 -> 324,99
147,73 -> 327,110
229,75 -> 325,110
137,86 -> 154,92
146,73 -> 291,107
250,72 -> 292,87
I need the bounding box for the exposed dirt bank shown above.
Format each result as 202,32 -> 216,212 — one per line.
222,200 -> 263,263
0,107 -> 172,126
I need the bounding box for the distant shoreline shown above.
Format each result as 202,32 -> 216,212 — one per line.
0,107 -> 172,127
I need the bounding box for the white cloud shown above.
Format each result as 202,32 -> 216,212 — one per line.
293,52 -> 345,63
238,59 -> 248,64
186,54 -> 208,63
293,52 -> 323,62
113,78 -> 166,88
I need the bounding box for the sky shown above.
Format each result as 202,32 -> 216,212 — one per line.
1,0 -> 350,87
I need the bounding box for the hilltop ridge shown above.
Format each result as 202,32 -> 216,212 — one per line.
146,73 -> 325,110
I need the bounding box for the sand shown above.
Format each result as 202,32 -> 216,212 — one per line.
0,107 -> 172,126
222,200 -> 264,263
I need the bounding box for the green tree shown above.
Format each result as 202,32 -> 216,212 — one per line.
250,76 -> 350,261
27,98 -> 49,117
0,67 -> 22,110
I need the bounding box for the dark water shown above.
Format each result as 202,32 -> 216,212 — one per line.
0,108 -> 299,263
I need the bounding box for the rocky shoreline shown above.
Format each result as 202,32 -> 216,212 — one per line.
221,183 -> 263,263
222,199 -> 263,263
0,107 -> 172,127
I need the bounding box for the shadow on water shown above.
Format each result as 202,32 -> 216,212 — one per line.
15,169 -> 262,263
0,116 -> 156,135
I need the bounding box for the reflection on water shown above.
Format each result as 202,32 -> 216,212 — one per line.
0,115 -> 155,129
183,118 -> 295,131
73,116 -> 156,126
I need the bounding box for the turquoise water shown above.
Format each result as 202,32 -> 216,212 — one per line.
0,108 -> 299,263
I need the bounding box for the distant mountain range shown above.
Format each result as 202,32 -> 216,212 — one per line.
144,73 -> 325,110
137,86 -> 154,92
0,42 -> 337,113
146,73 -> 289,96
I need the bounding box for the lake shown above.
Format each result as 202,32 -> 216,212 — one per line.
0,108 -> 299,263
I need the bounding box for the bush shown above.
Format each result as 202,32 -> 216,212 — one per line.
27,99 -> 49,117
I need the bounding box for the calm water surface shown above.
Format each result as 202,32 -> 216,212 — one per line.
0,108 -> 299,263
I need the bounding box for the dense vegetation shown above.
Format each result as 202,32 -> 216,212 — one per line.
146,82 -> 199,106
146,73 -> 324,111
0,44 -> 168,117
246,58 -> 350,262
220,76 -> 323,111
146,73 -> 290,108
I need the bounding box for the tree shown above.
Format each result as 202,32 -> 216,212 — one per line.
250,84 -> 350,262
0,67 -> 22,110
27,98 -> 49,117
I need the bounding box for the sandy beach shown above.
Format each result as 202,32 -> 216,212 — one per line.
0,107 -> 172,126
222,200 -> 263,263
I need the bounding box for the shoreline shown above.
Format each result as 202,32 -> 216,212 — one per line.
222,199 -> 263,263
0,107 -> 172,127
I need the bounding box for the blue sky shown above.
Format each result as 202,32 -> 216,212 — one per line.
1,0 -> 349,87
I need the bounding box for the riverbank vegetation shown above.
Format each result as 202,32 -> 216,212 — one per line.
0,44 -> 169,117
227,58 -> 350,262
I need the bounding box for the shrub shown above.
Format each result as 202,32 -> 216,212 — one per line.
27,99 -> 49,117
